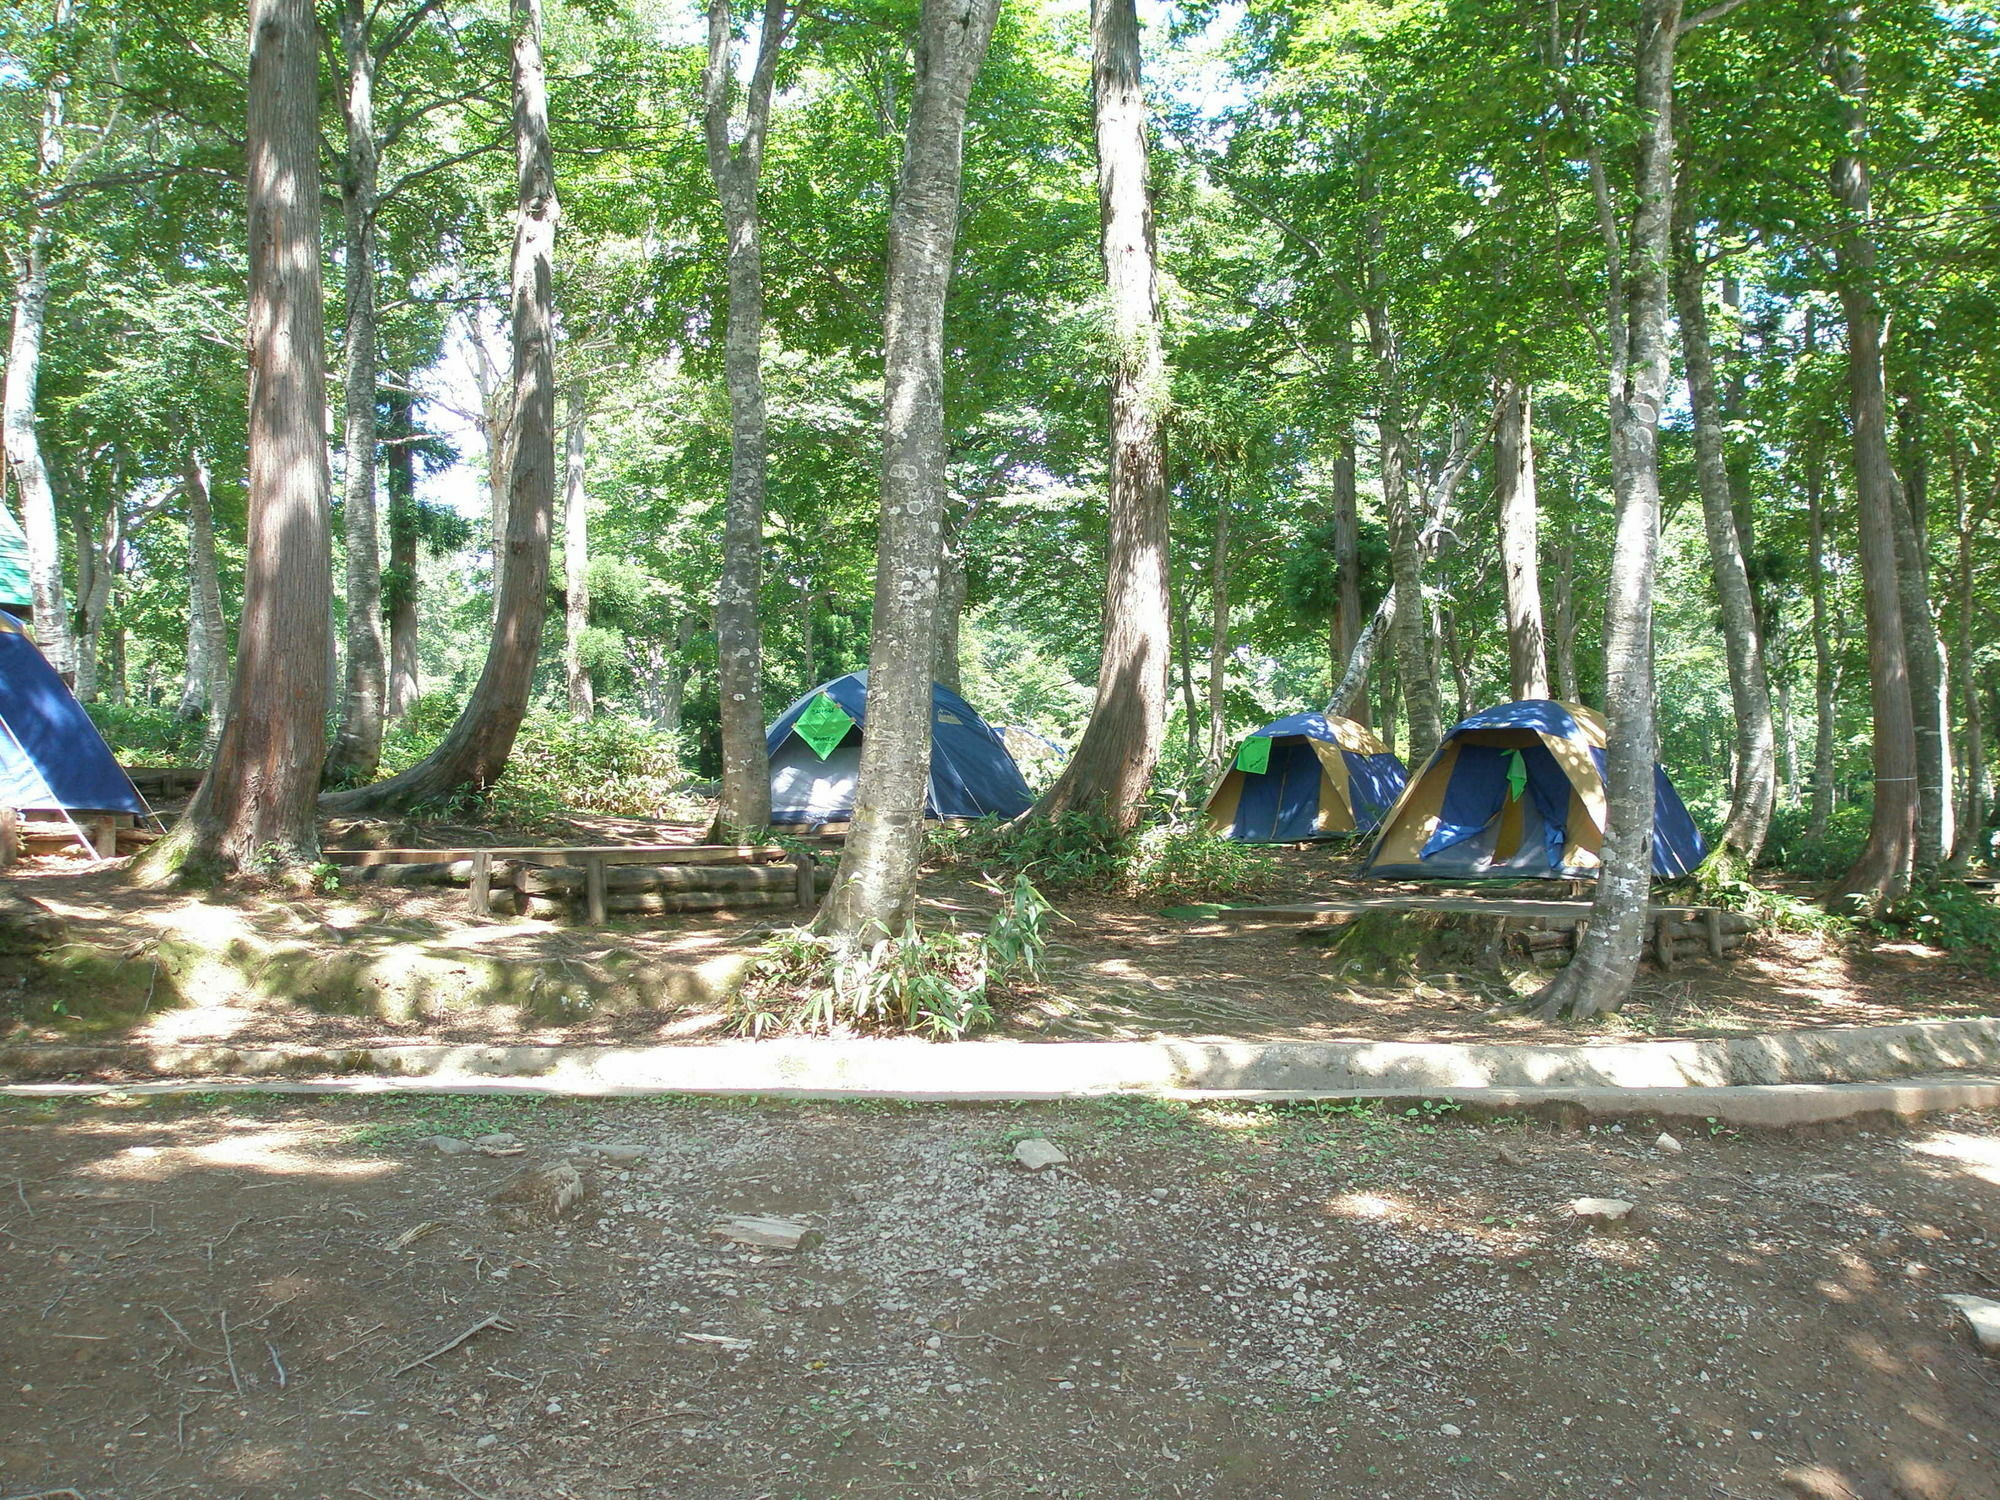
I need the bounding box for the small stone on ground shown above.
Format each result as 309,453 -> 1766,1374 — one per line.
1940,1293 -> 2000,1354
709,1214 -> 820,1251
1571,1197 -> 1634,1224
1014,1137 -> 1069,1171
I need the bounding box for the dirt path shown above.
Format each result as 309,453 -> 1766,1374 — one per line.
1,1094 -> 1996,1498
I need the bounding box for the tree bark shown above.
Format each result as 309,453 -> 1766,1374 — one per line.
1950,453 -> 1986,866
383,388 -> 421,717
1828,14 -> 1918,908
1494,376 -> 1549,700
71,496 -> 119,703
1205,493 -> 1230,774
325,0 -> 388,784
704,0 -> 788,835
321,0 -> 558,818
1535,0 -> 1682,1020
1671,206 -> 1775,861
1891,423 -> 1951,870
935,515 -> 966,692
1330,427 -> 1366,724
563,379 -> 593,717
1550,531 -> 1581,703
1028,0 -> 1170,833
1361,273 -> 1442,760
148,0 -> 333,876
175,453 -> 232,756
816,0 -> 1000,939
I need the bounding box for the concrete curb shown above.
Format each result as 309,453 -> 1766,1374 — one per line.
4,1073 -> 1997,1129
5,1015 -> 1999,1094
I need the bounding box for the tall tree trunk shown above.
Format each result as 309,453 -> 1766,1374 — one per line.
563,379 -> 593,717
935,516 -> 966,691
1030,0 -> 1170,833
384,388 -> 421,717
1828,15 -> 1918,908
325,0 -> 388,783
816,0 -> 1000,939
146,0 -> 333,876
4,14 -> 74,682
1536,0 -> 1682,1020
321,0 -> 558,818
704,0 -> 789,835
1205,494 -> 1229,773
1950,453 -> 1987,866
1550,533 -> 1580,703
1173,554 -> 1200,771
1361,272 -> 1442,758
1672,205 -> 1775,861
1891,424 -> 1951,870
5,244 -> 71,681
72,499 -> 117,702
176,453 -> 231,756
1330,427 -> 1366,724
1494,376 -> 1549,700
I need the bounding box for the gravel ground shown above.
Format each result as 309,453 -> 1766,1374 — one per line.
1,1092 -> 1996,1498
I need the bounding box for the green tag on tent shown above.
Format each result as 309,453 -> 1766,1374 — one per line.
1235,737 -> 1272,775
793,692 -> 856,761
1505,748 -> 1528,803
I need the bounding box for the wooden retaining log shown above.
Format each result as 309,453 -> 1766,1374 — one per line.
513,862 -> 822,896
516,886 -> 817,921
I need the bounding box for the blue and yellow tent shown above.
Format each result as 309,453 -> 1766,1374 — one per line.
1362,699 -> 1706,880
0,614 -> 146,818
1203,712 -> 1409,842
764,671 -> 1034,830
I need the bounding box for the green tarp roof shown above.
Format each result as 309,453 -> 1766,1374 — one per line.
0,506 -> 31,609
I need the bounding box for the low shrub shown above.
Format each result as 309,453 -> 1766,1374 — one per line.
378,696 -> 699,824
1116,824 -> 1276,904
1690,849 -> 1848,936
1874,882 -> 2000,968
86,701 -> 207,765
1759,802 -> 1872,883
731,872 -> 1052,1039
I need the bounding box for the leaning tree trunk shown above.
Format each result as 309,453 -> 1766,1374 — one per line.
1205,492 -> 1230,774
1829,15 -> 1918,909
1494,375 -> 1549,701
1535,0 -> 1682,1021
325,0 -> 388,784
176,453 -> 231,755
383,388 -> 421,717
704,0 -> 789,835
1028,0 -> 1171,834
321,0 -> 558,818
562,379 -> 593,717
1672,210 -> 1775,862
815,0 -> 1001,939
143,0 -> 333,878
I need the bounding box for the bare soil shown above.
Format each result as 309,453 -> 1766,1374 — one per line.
1,1092 -> 1997,1499
0,827 -> 1994,1057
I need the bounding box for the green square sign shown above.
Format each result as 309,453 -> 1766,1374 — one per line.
793,692 -> 857,760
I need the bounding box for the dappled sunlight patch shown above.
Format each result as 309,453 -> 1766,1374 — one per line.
1908,1129 -> 2000,1187
1325,1191 -> 1404,1222
78,1124 -> 394,1181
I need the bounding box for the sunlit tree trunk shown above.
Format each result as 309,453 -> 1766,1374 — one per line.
1829,14 -> 1917,908
704,0 -> 789,835
935,515 -> 966,691
4,245 -> 70,680
1330,428 -> 1366,724
146,0 -> 333,876
322,0 -> 558,817
383,388 -> 421,718
175,454 -> 231,755
1950,452 -> 1987,866
1550,534 -> 1580,703
816,0 -> 1000,938
1495,376 -> 1548,701
1205,493 -> 1230,774
563,379 -> 593,717
1891,429 -> 1951,870
1672,205 -> 1774,861
326,0 -> 388,783
1030,0 -> 1169,833
1536,0 -> 1682,1020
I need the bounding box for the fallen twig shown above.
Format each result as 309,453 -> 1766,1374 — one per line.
441,1468 -> 496,1500
393,1315 -> 513,1377
267,1341 -> 287,1389
219,1309 -> 244,1394
11,1178 -> 35,1217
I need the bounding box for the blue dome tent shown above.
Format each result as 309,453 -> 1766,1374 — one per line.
1362,699 -> 1706,880
0,615 -> 147,849
1202,712 -> 1409,842
765,672 -> 1034,831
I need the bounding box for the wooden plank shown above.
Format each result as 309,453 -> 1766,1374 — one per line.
586,855 -> 607,926
0,808 -> 15,869
91,818 -> 118,860
1705,907 -> 1726,959
1654,911 -> 1677,971
323,844 -> 786,869
469,850 -> 492,918
792,850 -> 816,909
1210,896 -> 1714,925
